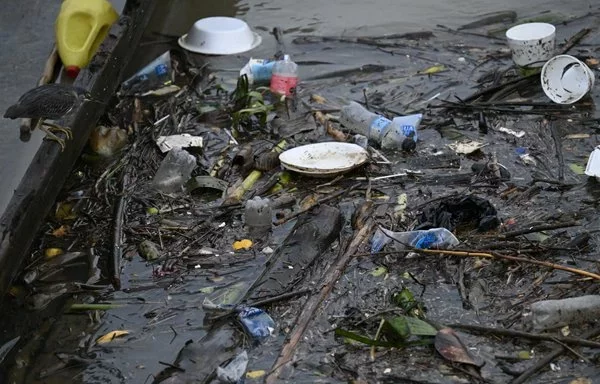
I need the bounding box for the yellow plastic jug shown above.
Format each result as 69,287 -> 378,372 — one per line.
55,0 -> 118,78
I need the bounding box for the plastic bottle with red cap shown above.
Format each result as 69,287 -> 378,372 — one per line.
55,0 -> 118,79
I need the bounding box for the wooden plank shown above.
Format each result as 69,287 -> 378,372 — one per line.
0,0 -> 158,302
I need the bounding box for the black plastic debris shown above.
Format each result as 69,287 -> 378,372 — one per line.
415,195 -> 500,232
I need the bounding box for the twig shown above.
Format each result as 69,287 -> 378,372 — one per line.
559,28 -> 591,55
497,221 -> 579,239
416,248 -> 600,280
510,326 -> 600,384
275,183 -> 361,226
208,289 -> 312,322
448,323 -> 600,349
266,218 -> 375,384
548,120 -> 565,182
461,74 -> 538,104
111,171 -> 130,290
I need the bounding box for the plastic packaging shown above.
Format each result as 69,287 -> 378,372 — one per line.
529,295 -> 600,331
244,196 -> 272,234
371,227 -> 460,254
121,51 -> 172,94
339,101 -> 422,150
353,134 -> 369,149
238,307 -> 275,341
270,55 -> 298,97
515,147 -> 537,166
216,350 -> 249,384
152,148 -> 197,194
55,0 -> 119,78
240,58 -> 276,85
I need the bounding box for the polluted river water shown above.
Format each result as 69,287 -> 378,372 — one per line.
0,0 -> 599,383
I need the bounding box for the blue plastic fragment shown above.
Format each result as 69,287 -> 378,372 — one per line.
414,232 -> 437,249
238,307 -> 275,341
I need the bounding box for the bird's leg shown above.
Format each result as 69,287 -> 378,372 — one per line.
39,123 -> 70,152
41,122 -> 73,139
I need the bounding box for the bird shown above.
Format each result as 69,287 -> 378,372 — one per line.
4,83 -> 94,151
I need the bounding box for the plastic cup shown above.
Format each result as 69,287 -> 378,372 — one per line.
541,55 -> 595,104
505,23 -> 556,67
178,17 -> 262,55
584,146 -> 600,181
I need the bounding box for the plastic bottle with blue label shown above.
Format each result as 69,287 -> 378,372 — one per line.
240,58 -> 276,85
121,51 -> 172,94
370,227 -> 460,254
238,307 -> 275,342
339,101 -> 422,150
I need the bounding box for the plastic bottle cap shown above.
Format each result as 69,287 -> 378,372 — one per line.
66,66 -> 80,78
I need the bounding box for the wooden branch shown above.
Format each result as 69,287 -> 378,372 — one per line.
266,217 -> 375,383
417,248 -> 600,280
449,323 -> 600,349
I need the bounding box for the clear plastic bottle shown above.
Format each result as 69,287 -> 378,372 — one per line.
151,148 -> 197,194
270,55 -> 298,97
371,227 -> 460,254
529,295 -> 600,331
339,101 -> 422,150
244,196 -> 272,234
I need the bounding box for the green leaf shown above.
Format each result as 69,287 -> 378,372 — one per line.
569,163 -> 586,175
384,315 -> 437,340
334,328 -> 396,347
403,316 -> 438,336
419,64 -> 446,75
371,266 -> 388,277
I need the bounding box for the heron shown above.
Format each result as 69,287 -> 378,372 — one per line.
4,83 -> 98,151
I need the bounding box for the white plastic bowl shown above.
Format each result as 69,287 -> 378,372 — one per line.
279,142 -> 369,178
505,22 -> 556,67
541,55 -> 595,104
178,17 -> 262,55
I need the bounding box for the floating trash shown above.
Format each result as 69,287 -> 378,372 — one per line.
279,142 -> 369,177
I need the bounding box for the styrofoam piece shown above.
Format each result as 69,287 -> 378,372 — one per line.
178,17 -> 261,55
279,142 -> 369,177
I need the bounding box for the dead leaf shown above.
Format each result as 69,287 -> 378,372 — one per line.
246,370 -> 266,379
569,378 -> 592,384
585,58 -> 599,67
299,193 -> 320,210
44,248 -> 64,259
233,239 -> 253,251
434,328 -> 483,367
310,94 -> 328,104
51,225 -> 69,237
419,64 -> 446,74
55,202 -> 77,221
447,140 -> 488,155
565,133 -> 590,139
96,330 -> 130,344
